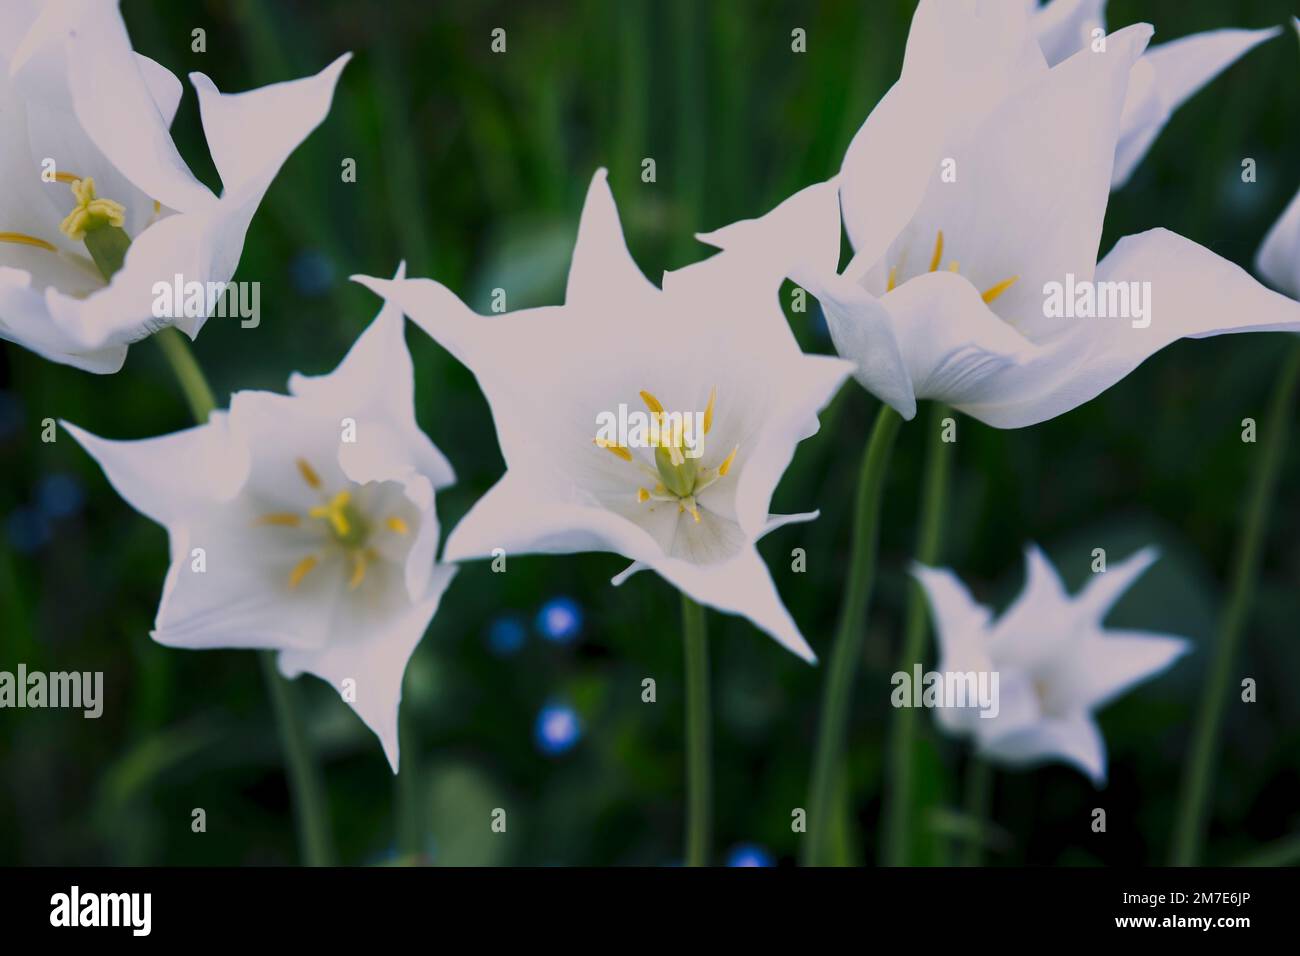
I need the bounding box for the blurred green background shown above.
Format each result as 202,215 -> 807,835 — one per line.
1,0 -> 1298,866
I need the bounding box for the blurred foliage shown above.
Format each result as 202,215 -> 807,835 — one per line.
1,0 -> 1298,866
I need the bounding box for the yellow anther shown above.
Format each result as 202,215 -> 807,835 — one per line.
595,438 -> 633,462
703,386 -> 716,435
639,390 -> 665,415
309,491 -> 353,537
288,555 -> 318,589
981,275 -> 1020,304
385,516 -> 410,535
637,487 -> 651,503
948,261 -> 959,273
59,177 -> 125,242
887,265 -> 897,292
928,230 -> 944,273
258,513 -> 302,527
348,548 -> 377,590
0,231 -> 57,252
718,445 -> 739,477
54,171 -> 82,184
296,458 -> 322,489
653,482 -> 667,496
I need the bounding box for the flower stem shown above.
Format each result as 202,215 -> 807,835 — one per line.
803,402 -> 903,866
881,402 -> 953,865
155,329 -> 335,866
681,592 -> 712,866
259,653 -> 336,866
155,328 -> 217,422
959,757 -> 993,867
1170,342 -> 1300,865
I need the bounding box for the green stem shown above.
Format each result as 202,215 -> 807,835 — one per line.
959,757 -> 993,867
155,329 -> 335,866
1235,831 -> 1300,867
395,707 -> 424,861
881,402 -> 953,865
259,653 -> 336,866
155,329 -> 217,422
803,402 -> 903,866
681,593 -> 712,866
1170,343 -> 1300,865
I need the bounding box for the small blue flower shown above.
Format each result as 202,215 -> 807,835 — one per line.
534,702 -> 581,756
726,843 -> 775,867
487,614 -> 527,656
535,596 -> 583,644
6,506 -> 50,554
289,251 -> 336,298
36,473 -> 85,520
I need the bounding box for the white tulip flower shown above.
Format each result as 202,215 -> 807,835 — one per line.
722,1 -> 1300,428
1,0 -> 348,372
356,171 -> 852,662
913,546 -> 1189,784
65,269 -> 454,771
1028,0 -> 1280,188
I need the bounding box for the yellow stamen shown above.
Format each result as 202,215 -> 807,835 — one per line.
686,499 -> 701,524
296,458 -> 322,489
948,261 -> 959,273
59,177 -> 126,242
309,491 -> 353,537
385,516 -> 410,535
0,231 -> 58,252
594,438 -> 633,462
981,275 -> 1020,304
887,265 -> 897,292
258,513 -> 301,527
348,549 -> 376,590
54,171 -> 81,185
637,487 -> 651,503
928,230 -> 944,273
718,445 -> 739,477
639,390 -> 665,415
288,555 -> 318,589
703,386 -> 716,435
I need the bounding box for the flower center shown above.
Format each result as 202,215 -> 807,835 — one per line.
887,229 -> 1019,305
594,387 -> 738,524
0,172 -> 136,282
256,457 -> 411,591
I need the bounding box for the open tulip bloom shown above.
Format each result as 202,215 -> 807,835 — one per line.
357,170 -> 852,662
708,1 -> 1300,429
913,546 -> 1189,785
65,273 -> 455,771
1028,0 -> 1281,189
0,0 -> 348,372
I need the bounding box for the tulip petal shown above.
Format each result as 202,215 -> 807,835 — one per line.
984,713 -> 1108,785
1257,181 -> 1300,299
278,565 -> 457,773
840,0 -> 1047,272
191,53 -> 350,283
1074,545 -> 1158,624
1112,26 -> 1281,188
565,168 -> 658,310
